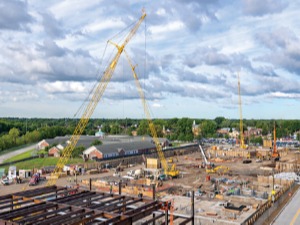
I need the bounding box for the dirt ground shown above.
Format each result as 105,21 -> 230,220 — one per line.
1,149 -> 298,225
0,164 -> 144,196
0,149 -> 295,197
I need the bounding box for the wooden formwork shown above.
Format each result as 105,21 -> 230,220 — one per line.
208,149 -> 250,158
275,161 -> 300,172
208,148 -> 289,160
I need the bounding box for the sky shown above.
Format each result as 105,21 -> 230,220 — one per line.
0,0 -> 300,119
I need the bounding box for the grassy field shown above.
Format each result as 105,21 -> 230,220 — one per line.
4,157 -> 84,170
3,149 -> 34,163
2,147 -> 85,170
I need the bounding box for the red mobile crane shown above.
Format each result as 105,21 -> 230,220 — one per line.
272,122 -> 280,161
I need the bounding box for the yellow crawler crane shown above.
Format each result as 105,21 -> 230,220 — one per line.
237,72 -> 246,149
124,51 -> 179,178
46,11 -> 146,186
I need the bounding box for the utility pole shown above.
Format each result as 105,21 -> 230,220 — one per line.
191,190 -> 195,225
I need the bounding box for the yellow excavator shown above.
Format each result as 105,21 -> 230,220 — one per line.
206,165 -> 229,174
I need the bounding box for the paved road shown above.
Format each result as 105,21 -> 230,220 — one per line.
0,144 -> 37,163
272,184 -> 300,225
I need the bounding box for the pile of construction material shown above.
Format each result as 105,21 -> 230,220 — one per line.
274,172 -> 300,182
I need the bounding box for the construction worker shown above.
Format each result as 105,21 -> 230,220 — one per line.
16,175 -> 21,184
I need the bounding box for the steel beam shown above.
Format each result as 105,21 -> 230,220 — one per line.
0,199 -> 35,211
130,203 -> 161,222
54,191 -> 96,203
102,198 -> 142,213
51,210 -> 95,225
0,185 -> 168,225
16,206 -> 71,224
125,201 -> 159,215
179,217 -> 193,225
89,196 -> 125,209
1,203 -> 57,220
141,213 -> 165,225
35,209 -> 85,225
0,202 -> 47,217
16,186 -> 60,197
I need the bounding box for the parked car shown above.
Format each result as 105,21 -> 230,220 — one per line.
1,177 -> 13,185
29,175 -> 39,186
29,173 -> 45,186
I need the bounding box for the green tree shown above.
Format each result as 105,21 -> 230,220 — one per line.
102,123 -> 111,133
110,123 -> 120,134
176,118 -> 193,141
91,139 -> 102,146
185,133 -> 194,142
200,120 -> 217,138
126,126 -> 135,136
250,136 -> 263,145
72,146 -> 85,158
153,123 -> 163,137
178,133 -> 185,141
214,117 -> 225,129
9,128 -> 20,145
0,134 -> 12,150
137,120 -> 149,135
262,123 -> 269,136
220,119 -> 232,129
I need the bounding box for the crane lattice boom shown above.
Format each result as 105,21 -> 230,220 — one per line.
46,11 -> 146,186
125,51 -> 179,177
237,72 -> 246,149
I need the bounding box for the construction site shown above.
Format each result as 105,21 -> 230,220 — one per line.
0,141 -> 299,225
1,10 -> 300,225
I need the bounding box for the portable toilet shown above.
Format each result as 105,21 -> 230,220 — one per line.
19,169 -> 32,178
8,166 -> 17,179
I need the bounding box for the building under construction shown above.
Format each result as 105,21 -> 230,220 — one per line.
0,185 -> 193,225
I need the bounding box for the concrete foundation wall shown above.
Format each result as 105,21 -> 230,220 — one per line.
241,182 -> 295,225
208,148 -> 289,160
253,183 -> 295,225
276,161 -> 300,172
208,149 -> 249,158
257,175 -> 294,186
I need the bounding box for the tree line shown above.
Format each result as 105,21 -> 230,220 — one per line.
1,117 -> 300,152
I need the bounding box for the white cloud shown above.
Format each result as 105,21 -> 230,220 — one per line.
152,103 -> 163,108
149,21 -> 185,35
82,19 -> 125,34
40,81 -> 89,93
0,0 -> 299,119
156,8 -> 166,16
48,0 -> 103,20
0,86 -> 39,103
270,92 -> 300,99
